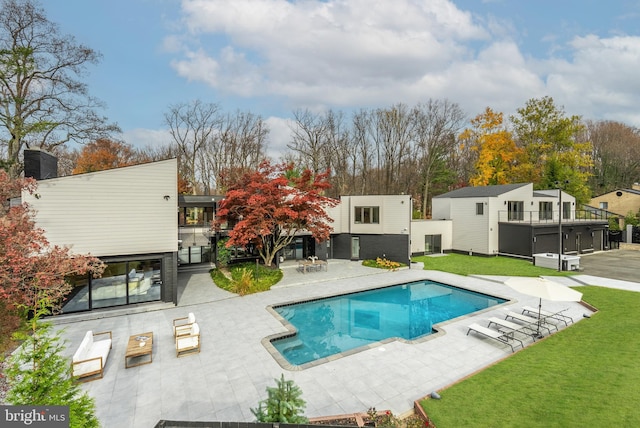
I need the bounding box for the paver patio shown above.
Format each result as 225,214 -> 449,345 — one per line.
50,260 -> 615,427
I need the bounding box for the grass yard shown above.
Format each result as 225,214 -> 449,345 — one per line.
412,253 -> 575,277
421,285 -> 640,427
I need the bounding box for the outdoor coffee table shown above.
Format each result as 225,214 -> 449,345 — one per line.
125,332 -> 153,368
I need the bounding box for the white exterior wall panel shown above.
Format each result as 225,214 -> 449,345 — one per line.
410,220 -> 452,254
23,159 -> 178,257
451,198 -> 490,254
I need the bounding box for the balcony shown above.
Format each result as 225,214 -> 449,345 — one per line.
498,210 -> 609,224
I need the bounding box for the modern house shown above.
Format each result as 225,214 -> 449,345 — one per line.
21,150 -> 612,315
432,183 -> 609,258
22,151 -> 179,314
326,195 -> 413,265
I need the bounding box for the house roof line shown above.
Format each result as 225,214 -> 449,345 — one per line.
433,183 -> 530,199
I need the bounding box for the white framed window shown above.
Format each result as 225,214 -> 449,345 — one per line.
354,206 -> 379,224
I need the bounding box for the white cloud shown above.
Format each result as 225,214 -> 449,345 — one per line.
122,128 -> 172,149
264,116 -> 294,161
171,0 -> 488,106
164,0 -> 640,130
544,34 -> 640,124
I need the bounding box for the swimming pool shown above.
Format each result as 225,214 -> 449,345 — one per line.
268,280 -> 506,367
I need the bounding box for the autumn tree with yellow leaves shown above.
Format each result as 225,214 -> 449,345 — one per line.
460,107 -> 523,186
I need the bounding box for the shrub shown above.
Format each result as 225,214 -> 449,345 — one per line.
251,374 -> 307,423
362,257 -> 403,271
232,268 -> 253,296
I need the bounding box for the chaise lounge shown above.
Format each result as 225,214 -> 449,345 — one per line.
504,310 -> 557,336
487,316 -> 538,341
521,306 -> 573,326
466,323 -> 523,352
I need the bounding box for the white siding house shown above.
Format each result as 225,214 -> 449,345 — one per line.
432,183 -> 577,256
22,159 -> 179,313
22,159 -> 178,256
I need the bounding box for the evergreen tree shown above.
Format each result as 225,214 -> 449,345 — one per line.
251,374 -> 308,423
6,300 -> 100,428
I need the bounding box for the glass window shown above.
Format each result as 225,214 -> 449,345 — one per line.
599,202 -> 608,210
354,206 -> 380,224
128,259 -> 162,304
476,203 -> 484,215
180,206 -> 214,226
508,201 -> 524,221
539,201 -> 553,220
91,262 -> 128,308
563,201 -> 571,220
61,275 -> 90,313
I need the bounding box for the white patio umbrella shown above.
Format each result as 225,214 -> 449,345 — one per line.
504,277 -> 583,336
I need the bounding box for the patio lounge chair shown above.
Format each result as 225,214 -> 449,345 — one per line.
466,323 -> 523,353
504,310 -> 557,335
173,312 -> 196,338
521,306 -> 573,326
487,317 -> 538,341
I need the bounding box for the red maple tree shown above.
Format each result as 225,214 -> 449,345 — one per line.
0,170 -> 104,315
214,161 -> 339,267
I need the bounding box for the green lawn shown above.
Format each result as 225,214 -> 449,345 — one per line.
412,253 -> 575,277
419,280 -> 640,426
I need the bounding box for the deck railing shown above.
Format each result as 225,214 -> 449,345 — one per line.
498,209 -> 609,224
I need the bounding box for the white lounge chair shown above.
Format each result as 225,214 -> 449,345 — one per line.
466,323 -> 523,352
521,306 -> 573,326
487,317 -> 538,341
504,310 -> 557,336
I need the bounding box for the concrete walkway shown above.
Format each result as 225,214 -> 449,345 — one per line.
51,258 -> 638,428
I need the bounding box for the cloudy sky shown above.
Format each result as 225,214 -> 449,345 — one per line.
44,0 -> 640,158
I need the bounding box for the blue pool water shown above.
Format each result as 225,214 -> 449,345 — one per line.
271,280 -> 506,366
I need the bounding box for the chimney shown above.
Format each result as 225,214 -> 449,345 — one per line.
24,148 -> 58,180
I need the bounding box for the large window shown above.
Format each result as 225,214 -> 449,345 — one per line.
179,206 -> 214,226
61,258 -> 162,313
539,201 -> 553,220
354,206 -> 379,224
508,201 -> 524,221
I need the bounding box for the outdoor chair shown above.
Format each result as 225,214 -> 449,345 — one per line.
504,310 -> 557,335
173,312 -> 196,338
466,323 -> 523,353
521,306 -> 573,326
487,316 -> 538,341
175,322 -> 200,357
